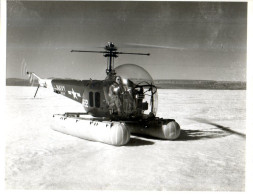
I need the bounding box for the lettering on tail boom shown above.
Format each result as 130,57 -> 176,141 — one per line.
52,79 -> 90,103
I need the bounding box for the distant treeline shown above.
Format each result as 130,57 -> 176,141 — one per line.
6,78 -> 39,86
6,78 -> 246,90
154,80 -> 246,90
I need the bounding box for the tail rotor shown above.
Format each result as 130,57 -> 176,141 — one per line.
21,59 -> 28,78
21,59 -> 40,98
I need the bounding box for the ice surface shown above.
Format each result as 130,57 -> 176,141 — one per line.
5,87 -> 245,190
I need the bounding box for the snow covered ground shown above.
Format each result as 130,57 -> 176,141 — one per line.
5,87 -> 246,190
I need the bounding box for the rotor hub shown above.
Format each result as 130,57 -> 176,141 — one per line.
105,42 -> 117,51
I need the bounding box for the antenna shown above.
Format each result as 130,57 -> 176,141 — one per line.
71,42 -> 150,76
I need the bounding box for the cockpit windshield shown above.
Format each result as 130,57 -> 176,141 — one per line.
114,64 -> 158,116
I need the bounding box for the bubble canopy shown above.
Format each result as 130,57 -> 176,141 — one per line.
115,64 -> 154,85
114,64 -> 158,116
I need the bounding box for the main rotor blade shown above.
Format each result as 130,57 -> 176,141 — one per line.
125,43 -> 185,50
71,50 -> 150,56
116,52 -> 150,56
71,50 -> 106,53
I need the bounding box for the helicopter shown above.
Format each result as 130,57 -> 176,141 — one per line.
27,42 -> 181,146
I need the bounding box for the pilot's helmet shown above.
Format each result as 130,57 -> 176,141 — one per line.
115,76 -> 121,84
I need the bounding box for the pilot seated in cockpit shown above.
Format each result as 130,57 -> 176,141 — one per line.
108,76 -> 125,115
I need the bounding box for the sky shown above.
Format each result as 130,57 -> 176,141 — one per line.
6,1 -> 247,81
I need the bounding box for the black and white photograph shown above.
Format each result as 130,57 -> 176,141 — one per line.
3,0 -> 250,191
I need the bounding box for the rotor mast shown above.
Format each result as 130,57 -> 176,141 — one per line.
104,42 -> 118,75
71,42 -> 150,76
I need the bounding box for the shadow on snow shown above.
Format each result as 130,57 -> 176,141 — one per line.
177,129 -> 230,141
130,129 -> 230,142
125,137 -> 155,146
